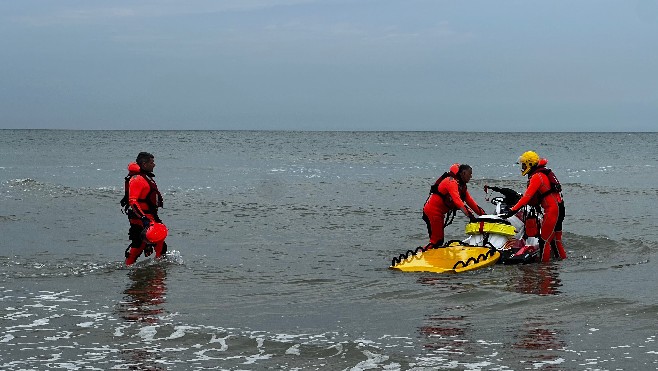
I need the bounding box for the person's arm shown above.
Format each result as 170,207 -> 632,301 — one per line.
128,176 -> 152,222
510,174 -> 543,212
445,180 -> 475,220
464,191 -> 485,215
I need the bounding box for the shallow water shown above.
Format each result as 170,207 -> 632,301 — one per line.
1,130 -> 657,370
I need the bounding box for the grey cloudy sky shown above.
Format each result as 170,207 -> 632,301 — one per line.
1,0 -> 657,131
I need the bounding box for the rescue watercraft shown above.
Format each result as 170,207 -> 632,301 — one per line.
464,186 -> 541,265
389,186 -> 540,274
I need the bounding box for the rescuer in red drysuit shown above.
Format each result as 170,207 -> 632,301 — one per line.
422,164 -> 486,249
120,152 -> 167,265
503,151 -> 567,262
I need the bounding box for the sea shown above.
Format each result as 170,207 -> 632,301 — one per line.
1,130 -> 657,370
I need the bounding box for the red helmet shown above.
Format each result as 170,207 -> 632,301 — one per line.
145,223 -> 168,243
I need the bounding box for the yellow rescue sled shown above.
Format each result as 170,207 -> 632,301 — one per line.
389,242 -> 500,274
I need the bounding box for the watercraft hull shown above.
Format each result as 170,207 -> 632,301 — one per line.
390,245 -> 500,274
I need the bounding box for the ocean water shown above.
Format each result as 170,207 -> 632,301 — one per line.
1,130 -> 657,370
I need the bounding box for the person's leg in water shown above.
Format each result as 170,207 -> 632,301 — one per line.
539,203 -> 559,263
552,202 -> 567,259
422,210 -> 445,250
125,223 -> 146,265
154,241 -> 167,258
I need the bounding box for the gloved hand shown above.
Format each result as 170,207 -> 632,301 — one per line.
141,216 -> 151,228
501,209 -> 517,219
467,212 -> 477,223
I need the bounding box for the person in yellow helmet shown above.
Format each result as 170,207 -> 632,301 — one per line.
502,151 -> 567,262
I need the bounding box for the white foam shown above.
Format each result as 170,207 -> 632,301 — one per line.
350,350 -> 389,371
54,362 -> 80,370
35,291 -> 77,302
162,347 -> 189,352
534,357 -> 565,368
138,325 -> 158,341
6,317 -> 50,330
191,349 -> 217,361
243,352 -> 273,364
209,334 -> 230,351
45,331 -> 73,341
42,353 -> 62,362
165,325 -> 194,340
285,344 -> 301,355
113,324 -> 130,337
328,343 -> 344,356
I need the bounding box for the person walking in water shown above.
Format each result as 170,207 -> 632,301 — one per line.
121,152 -> 167,265
503,151 -> 567,262
422,163 -> 485,249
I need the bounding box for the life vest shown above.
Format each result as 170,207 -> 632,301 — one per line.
429,171 -> 468,210
120,162 -> 163,215
527,166 -> 562,203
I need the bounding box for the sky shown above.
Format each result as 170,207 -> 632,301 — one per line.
1,0 -> 657,131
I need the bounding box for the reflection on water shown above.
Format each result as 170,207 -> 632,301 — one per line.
414,275 -> 476,357
119,347 -> 167,371
416,275 -> 476,293
416,264 -> 566,367
513,317 -> 565,353
115,265 -> 169,371
510,264 -> 566,368
419,314 -> 470,353
116,265 -> 168,323
513,264 -> 562,296
511,314 -> 566,370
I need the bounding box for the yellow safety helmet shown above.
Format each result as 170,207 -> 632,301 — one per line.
517,151 -> 540,176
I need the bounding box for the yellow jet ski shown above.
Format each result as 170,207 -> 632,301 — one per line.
390,185 -> 546,273
389,241 -> 500,274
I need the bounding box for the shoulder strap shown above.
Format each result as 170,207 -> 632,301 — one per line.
534,167 -> 562,201
120,174 -> 133,212
430,172 -> 454,195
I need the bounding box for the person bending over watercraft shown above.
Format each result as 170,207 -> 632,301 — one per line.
502,151 -> 567,262
120,152 -> 167,265
422,164 -> 485,249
